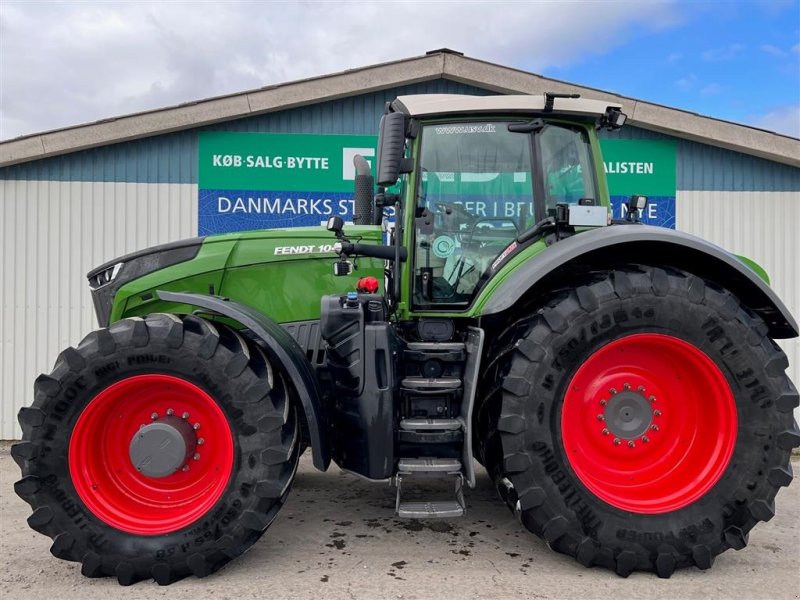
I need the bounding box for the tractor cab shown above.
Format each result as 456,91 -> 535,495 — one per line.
335,93 -> 627,314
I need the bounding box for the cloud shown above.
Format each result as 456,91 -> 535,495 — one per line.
702,44 -> 746,62
0,1 -> 682,140
752,104 -> 800,137
761,43 -> 788,58
674,73 -> 698,91
666,52 -> 683,64
700,83 -> 723,96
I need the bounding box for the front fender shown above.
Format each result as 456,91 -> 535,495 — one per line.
157,291 -> 330,471
479,225 -> 798,339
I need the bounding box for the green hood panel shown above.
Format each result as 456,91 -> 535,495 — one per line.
108,226 -> 384,324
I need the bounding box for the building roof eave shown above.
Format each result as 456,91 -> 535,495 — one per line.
1,50 -> 798,169
441,53 -> 800,168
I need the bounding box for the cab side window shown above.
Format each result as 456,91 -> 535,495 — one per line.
539,125 -> 597,213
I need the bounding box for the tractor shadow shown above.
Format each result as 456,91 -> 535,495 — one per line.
221,453 -> 578,583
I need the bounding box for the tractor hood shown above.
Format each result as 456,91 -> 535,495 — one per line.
87,225 -> 385,327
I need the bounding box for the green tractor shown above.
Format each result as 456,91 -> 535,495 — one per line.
13,93 -> 799,585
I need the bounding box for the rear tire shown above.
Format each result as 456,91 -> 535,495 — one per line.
12,314 -> 299,585
479,266 -> 799,577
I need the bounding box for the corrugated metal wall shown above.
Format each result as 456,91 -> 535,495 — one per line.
4,79 -> 798,192
0,180 -> 196,438
677,191 -> 800,417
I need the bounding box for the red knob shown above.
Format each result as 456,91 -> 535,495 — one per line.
357,276 -> 379,293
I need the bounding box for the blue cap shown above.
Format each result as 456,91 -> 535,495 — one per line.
346,291 -> 358,301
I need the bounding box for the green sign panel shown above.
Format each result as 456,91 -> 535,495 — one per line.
601,139 -> 676,196
199,131 -> 377,192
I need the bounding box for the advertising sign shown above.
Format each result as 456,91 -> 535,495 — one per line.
602,139 -> 677,228
198,132 -> 377,235
198,133 -> 677,235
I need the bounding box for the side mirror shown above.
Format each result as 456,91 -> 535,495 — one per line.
376,112 -> 407,187
624,195 -> 648,222
326,216 -> 345,238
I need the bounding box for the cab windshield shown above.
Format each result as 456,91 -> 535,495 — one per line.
412,120 -> 596,308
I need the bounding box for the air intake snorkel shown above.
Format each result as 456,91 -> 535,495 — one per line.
352,154 -> 375,225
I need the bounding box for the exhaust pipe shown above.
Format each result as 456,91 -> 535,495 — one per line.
352,154 -> 374,225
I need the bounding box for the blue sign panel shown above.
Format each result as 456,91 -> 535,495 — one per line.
609,195 -> 676,229
199,189 -> 356,235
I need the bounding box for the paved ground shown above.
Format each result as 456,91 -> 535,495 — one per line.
1,444 -> 798,600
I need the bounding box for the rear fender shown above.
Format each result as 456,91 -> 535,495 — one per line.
157,291 -> 330,470
480,225 -> 798,339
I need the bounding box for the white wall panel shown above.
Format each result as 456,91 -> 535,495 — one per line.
677,191 -> 800,421
0,180 -> 197,438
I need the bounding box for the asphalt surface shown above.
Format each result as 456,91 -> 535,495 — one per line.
1,443 -> 798,600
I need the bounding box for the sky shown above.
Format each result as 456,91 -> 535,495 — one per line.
0,0 -> 798,141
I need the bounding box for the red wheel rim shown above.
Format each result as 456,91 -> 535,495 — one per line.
561,334 -> 737,513
69,374 -> 234,535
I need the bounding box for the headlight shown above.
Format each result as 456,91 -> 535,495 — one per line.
88,262 -> 123,290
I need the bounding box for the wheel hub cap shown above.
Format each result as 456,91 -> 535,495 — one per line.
129,415 -> 196,478
604,391 -> 652,439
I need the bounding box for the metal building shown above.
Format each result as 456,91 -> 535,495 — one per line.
1,49 -> 799,439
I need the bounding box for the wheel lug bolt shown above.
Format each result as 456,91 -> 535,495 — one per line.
653,409 -> 662,417
166,408 -> 174,416
193,423 -> 201,430
197,438 -> 205,445
602,428 -> 610,435
193,453 -> 200,461
609,388 -> 618,395
648,395 -> 656,402
613,438 -> 621,445
628,440 -> 636,448
651,424 -> 659,431
182,412 -> 190,419
638,386 -> 646,392
599,399 -> 607,406
642,436 -> 650,443
597,414 -> 605,421
150,412 -> 158,420
182,465 -> 190,472
623,383 -> 630,390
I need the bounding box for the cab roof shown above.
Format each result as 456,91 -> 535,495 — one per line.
391,94 -> 622,119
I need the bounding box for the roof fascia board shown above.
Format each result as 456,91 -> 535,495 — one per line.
2,51 -> 798,169
442,53 -> 799,168
0,54 -> 445,167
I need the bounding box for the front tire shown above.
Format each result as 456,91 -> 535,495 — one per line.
12,314 -> 300,585
481,266 -> 799,577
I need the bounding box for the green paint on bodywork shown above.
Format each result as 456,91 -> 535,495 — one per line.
735,254 -> 770,284
110,226 -> 384,324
